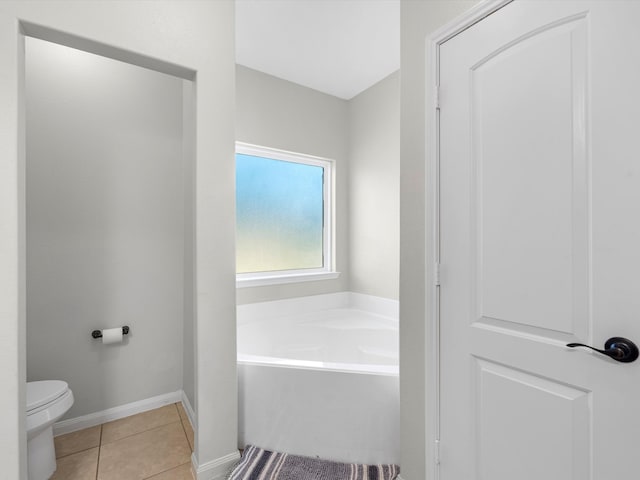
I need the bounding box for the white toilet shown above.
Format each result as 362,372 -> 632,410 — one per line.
26,381 -> 74,480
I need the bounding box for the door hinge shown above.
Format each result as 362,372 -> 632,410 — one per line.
435,84 -> 440,110
434,262 -> 441,286
435,439 -> 441,465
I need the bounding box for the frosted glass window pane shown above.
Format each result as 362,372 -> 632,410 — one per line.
236,153 -> 324,273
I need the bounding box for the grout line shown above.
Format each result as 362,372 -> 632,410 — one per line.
55,444 -> 99,460
95,424 -> 103,480
97,420 -> 188,478
176,401 -> 186,423
141,461 -> 192,480
175,401 -> 194,452
100,407 -> 182,446
102,419 -> 184,447
178,413 -> 193,452
54,425 -> 104,460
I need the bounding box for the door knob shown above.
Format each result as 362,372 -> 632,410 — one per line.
566,337 -> 639,363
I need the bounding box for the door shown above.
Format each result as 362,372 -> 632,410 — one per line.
438,1 -> 640,479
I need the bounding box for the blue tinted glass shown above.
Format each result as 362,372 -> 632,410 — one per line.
236,153 -> 324,273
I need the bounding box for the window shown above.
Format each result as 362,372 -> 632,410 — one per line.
235,143 -> 338,287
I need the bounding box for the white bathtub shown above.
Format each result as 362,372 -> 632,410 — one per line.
237,293 -> 399,465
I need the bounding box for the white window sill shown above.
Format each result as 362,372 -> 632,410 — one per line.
236,271 -> 341,288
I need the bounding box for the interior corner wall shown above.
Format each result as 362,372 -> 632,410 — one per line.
348,71 -> 400,301
399,2 -> 480,479
235,65 -> 350,304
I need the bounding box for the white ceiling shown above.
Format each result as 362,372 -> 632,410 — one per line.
235,0 -> 400,100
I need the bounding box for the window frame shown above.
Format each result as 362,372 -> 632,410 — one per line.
235,142 -> 339,287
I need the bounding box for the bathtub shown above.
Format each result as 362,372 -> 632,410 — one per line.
237,293 -> 399,465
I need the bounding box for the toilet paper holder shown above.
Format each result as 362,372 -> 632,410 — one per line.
91,326 -> 130,339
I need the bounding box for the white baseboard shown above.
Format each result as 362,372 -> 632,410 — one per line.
180,390 -> 197,430
192,450 -> 241,480
53,390 -> 183,436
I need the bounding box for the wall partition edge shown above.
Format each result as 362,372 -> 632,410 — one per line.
0,11 -> 26,479
192,451 -> 241,480
421,1 -> 513,480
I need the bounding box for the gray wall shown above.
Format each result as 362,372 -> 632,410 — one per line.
236,65 -> 350,304
236,65 -> 402,304
348,72 -> 399,300
399,2 -> 479,479
25,37 -> 185,418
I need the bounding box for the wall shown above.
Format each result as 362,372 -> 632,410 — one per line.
235,65 -> 349,304
399,2 -> 479,480
182,81 -> 196,413
348,71 -> 399,300
25,37 -> 184,419
236,66 -> 402,304
0,2 -> 236,478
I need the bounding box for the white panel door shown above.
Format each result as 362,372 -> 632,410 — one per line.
439,1 -> 640,479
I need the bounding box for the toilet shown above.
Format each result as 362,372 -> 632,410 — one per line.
26,381 -> 74,480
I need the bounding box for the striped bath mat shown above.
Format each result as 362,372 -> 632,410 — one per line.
228,445 -> 400,480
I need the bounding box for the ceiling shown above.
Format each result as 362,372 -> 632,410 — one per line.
235,0 -> 400,100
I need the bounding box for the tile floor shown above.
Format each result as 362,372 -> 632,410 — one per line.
51,403 -> 194,480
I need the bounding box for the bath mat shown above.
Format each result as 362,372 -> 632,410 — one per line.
228,445 -> 400,480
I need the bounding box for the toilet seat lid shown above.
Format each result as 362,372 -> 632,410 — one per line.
27,380 -> 69,413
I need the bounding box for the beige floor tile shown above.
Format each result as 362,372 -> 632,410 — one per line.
101,404 -> 180,444
181,419 -> 194,451
51,447 -> 99,480
98,421 -> 191,480
144,462 -> 193,480
176,402 -> 189,424
54,425 -> 102,458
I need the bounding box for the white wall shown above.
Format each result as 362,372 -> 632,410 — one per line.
348,71 -> 399,301
399,2 -> 478,479
235,65 -> 350,304
0,2 -> 236,478
25,37 -> 185,419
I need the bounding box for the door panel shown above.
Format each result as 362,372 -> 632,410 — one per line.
439,2 -> 640,479
471,16 -> 589,338
475,359 -> 590,480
